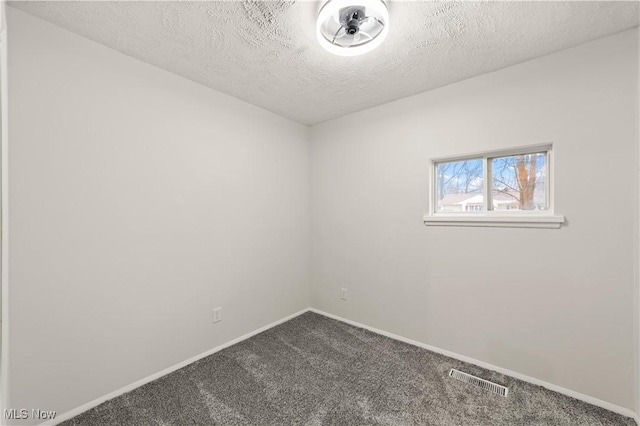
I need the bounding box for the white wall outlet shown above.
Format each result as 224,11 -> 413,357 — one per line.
341,288 -> 348,300
212,307 -> 222,323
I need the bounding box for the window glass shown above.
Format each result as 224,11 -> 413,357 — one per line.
491,152 -> 547,211
435,159 -> 484,213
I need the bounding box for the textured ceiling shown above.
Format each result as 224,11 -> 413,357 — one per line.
10,1 -> 640,125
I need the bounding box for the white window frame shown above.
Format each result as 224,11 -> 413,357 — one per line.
424,143 -> 565,229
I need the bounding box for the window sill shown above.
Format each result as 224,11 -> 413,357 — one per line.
423,214 -> 565,229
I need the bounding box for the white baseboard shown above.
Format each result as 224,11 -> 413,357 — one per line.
309,308 -> 638,421
41,308 -> 312,425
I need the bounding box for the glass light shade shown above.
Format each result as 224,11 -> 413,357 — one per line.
316,0 -> 389,57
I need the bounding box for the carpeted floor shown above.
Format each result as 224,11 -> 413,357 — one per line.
62,312 -> 635,425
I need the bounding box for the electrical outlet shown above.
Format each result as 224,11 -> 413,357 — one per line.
341,288 -> 348,300
212,307 -> 222,323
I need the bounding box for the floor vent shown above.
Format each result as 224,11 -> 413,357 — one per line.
449,369 -> 509,397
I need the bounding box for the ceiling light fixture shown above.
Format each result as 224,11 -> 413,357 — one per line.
316,0 -> 389,57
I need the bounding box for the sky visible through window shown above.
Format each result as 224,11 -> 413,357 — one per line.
436,152 -> 546,212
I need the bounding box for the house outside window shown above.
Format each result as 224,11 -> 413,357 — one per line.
466,204 -> 483,212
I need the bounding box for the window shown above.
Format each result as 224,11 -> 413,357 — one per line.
435,158 -> 483,213
491,152 -> 547,211
425,145 -> 565,228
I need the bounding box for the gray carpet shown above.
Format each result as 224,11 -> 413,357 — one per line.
62,312 -> 635,425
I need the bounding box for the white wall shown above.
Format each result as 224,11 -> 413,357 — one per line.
7,7 -> 310,421
311,28 -> 639,411
636,33 -> 640,416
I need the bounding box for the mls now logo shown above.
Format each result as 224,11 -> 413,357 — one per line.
4,408 -> 57,420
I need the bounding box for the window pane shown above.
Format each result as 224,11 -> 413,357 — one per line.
435,159 -> 484,213
491,152 -> 547,211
